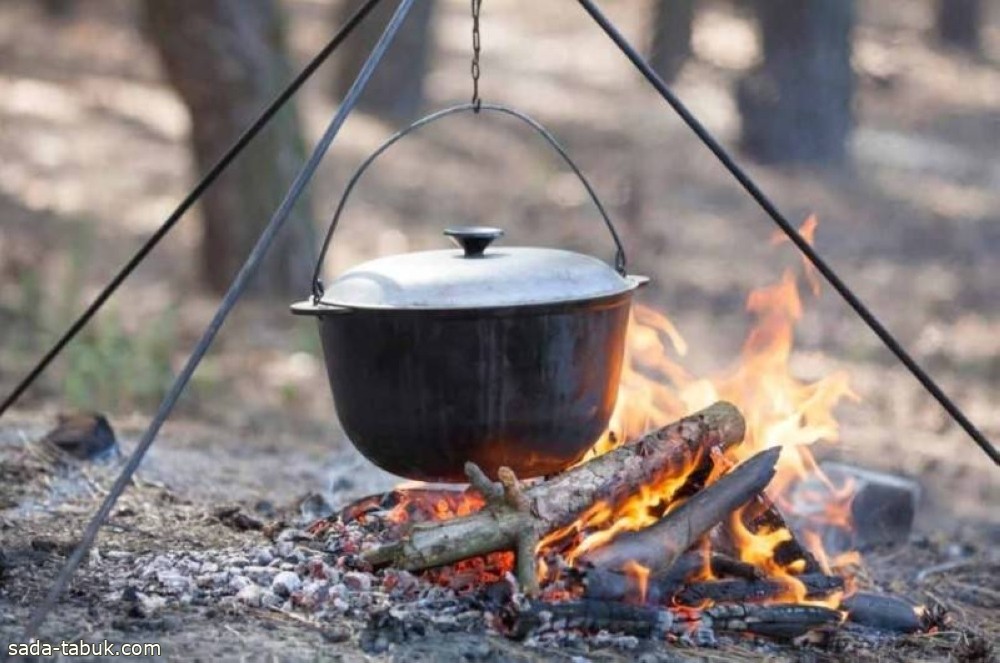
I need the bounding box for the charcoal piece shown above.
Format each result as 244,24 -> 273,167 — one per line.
674,574 -> 845,606
584,551 -> 761,603
361,608 -> 428,653
842,592 -> 925,633
708,603 -> 842,640
479,580 -> 515,610
212,506 -> 264,531
741,494 -> 822,573
511,600 -> 842,643
710,555 -> 763,581
509,599 -> 674,640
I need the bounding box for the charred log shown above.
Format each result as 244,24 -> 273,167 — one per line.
674,574 -> 845,605
584,551 -> 761,603
511,599 -> 841,641
706,602 -> 842,640
842,592 -> 926,633
581,446 -> 780,575
508,599 -> 675,641
364,402 -> 746,593
740,494 -> 822,573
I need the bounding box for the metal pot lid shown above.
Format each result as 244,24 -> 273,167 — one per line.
316,226 -> 642,310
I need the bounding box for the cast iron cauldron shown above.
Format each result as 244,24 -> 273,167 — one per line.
292,104 -> 648,482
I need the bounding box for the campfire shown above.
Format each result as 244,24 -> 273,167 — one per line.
308,219 -> 938,645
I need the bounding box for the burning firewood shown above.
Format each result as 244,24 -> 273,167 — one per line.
584,550 -> 761,603
364,401 -> 746,594
673,574 -> 845,605
509,598 -> 842,641
738,493 -> 823,573
585,567 -> 843,607
580,446 -> 781,576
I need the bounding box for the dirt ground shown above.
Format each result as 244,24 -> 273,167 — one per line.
0,0 -> 998,659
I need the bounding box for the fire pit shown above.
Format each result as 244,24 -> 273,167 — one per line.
269,227 -> 970,655
304,402 -> 933,646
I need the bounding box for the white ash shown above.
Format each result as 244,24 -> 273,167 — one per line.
81,518 -> 758,656
89,521 -> 473,631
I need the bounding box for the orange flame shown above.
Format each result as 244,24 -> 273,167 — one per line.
623,561 -> 651,604
540,216 -> 860,606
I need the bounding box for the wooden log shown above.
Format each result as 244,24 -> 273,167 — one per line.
584,551 -> 761,603
674,574 -> 845,606
364,402 -> 746,592
529,401 -> 745,526
510,599 -> 841,642
581,447 -> 781,576
508,599 -> 677,641
841,592 -> 925,633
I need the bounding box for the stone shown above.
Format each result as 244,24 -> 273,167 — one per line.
140,555 -> 173,579
791,462 -> 920,552
244,565 -> 277,584
261,589 -> 285,609
121,587 -> 166,618
343,571 -> 372,593
195,574 -> 216,589
40,412 -> 119,462
252,548 -> 274,566
822,462 -> 920,550
322,624 -> 352,643
236,584 -> 263,607
272,571 -> 302,598
229,575 -> 252,592
157,571 -> 194,594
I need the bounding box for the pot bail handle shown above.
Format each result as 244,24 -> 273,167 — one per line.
311,102 -> 628,303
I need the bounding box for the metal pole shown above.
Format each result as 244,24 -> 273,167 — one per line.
576,0 -> 997,466
20,0 -> 418,641
0,0 -> 384,420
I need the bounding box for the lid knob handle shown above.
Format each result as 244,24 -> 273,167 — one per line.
444,226 -> 504,257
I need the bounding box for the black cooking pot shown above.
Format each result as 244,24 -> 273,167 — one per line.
292,104 -> 648,482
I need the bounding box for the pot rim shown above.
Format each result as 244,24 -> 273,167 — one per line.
291,274 -> 649,316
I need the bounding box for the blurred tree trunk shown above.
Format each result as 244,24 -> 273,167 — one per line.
647,0 -> 696,82
935,0 -> 982,51
41,0 -> 73,18
333,0 -> 436,123
144,0 -> 315,297
736,0 -> 855,165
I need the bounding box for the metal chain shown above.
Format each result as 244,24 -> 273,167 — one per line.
471,0 -> 482,111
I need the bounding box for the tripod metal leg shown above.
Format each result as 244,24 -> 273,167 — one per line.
576,0 -> 996,466
20,0 -> 418,640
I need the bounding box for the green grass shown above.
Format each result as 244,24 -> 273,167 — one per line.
12,225 -> 180,413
